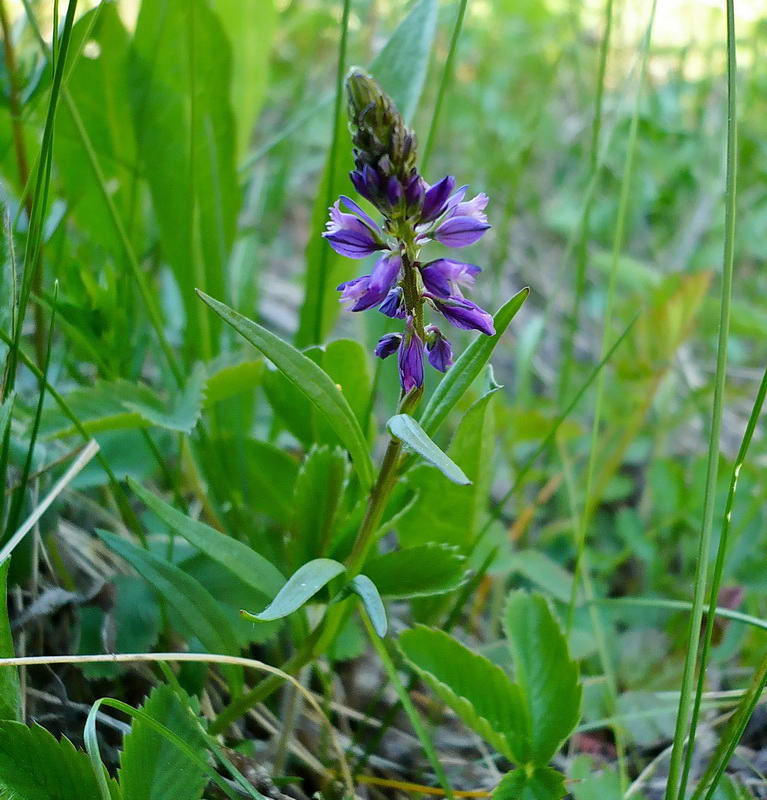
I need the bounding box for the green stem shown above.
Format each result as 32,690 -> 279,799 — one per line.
665,0 -> 737,795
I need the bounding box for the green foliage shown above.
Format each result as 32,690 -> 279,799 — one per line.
0,721 -> 115,800
119,685 -> 208,800
363,544 -> 466,598
493,766 -> 566,800
349,574 -> 387,637
387,414 -> 470,485
0,564 -> 19,722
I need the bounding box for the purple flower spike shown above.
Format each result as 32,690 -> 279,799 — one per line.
455,192 -> 489,224
420,259 -> 481,298
405,174 -> 425,213
386,176 -> 403,207
434,215 -> 491,248
379,287 -> 406,318
375,333 -> 402,360
323,201 -> 385,258
425,325 -> 453,372
367,253 -> 401,297
430,295 -> 496,336
339,195 -> 380,232
398,323 -> 424,392
339,253 -> 401,312
337,276 -> 372,308
421,176 -> 456,223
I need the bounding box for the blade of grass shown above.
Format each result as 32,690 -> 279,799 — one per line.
420,0 -> 468,174
679,362 -> 767,797
665,0 -> 738,794
313,0 -> 352,345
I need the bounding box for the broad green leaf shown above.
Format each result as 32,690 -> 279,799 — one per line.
130,0 -> 240,357
399,625 -> 529,763
120,685 -> 208,800
197,291 -> 375,488
419,288 -> 529,436
244,558 -> 346,622
94,530 -> 243,691
244,440 -> 300,526
322,339 -> 373,434
211,0 -> 276,157
350,575 -> 387,637
289,445 -> 350,569
506,550 -> 579,604
363,545 -> 466,598
128,477 -> 284,599
296,0 -> 438,346
204,359 -> 264,406
0,721 -> 114,800
493,767 -> 566,800
387,414 -> 470,485
0,563 -> 19,721
504,592 -> 581,764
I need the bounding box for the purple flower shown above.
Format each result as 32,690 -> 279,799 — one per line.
454,192 -> 489,224
337,253 -> 401,312
434,215 -> 491,248
379,287 -> 406,318
350,165 -> 381,205
425,325 -> 453,372
398,322 -> 424,393
323,200 -> 385,258
405,174 -> 425,214
375,333 -> 402,360
420,259 -> 481,298
430,295 -> 495,336
421,176 -> 456,223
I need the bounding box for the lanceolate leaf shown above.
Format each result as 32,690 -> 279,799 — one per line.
364,545 -> 466,598
197,291 -> 375,489
419,288 -> 529,436
493,767 -> 567,800
127,477 -> 284,599
399,625 -> 529,763
387,414 -> 470,485
349,574 -> 387,637
120,685 -> 208,800
0,721 -> 114,800
244,559 -> 346,622
94,530 -> 242,692
503,591 -> 581,765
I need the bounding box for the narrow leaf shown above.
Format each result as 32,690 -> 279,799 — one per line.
244,558 -> 346,622
504,592 -> 581,765
0,563 -> 20,722
387,414 -> 470,485
399,625 -> 529,762
419,288 -> 529,436
364,544 -> 466,598
128,477 -> 284,599
350,574 -> 387,637
197,291 -> 375,489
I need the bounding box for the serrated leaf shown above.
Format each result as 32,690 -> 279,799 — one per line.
387,414 -> 470,485
504,592 -> 581,764
364,545 -> 466,598
296,0 -> 438,346
245,558 -> 346,622
197,291 -> 375,489
493,766 -> 566,800
289,445 -> 350,568
94,530 -> 242,692
0,721 -> 113,800
128,477 -> 284,600
399,625 -> 529,763
120,685 -> 208,800
349,575 -> 387,637
419,288 -> 529,436
124,363 -> 206,434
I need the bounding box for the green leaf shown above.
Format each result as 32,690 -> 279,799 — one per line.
130,0 -> 239,356
295,0 -> 438,346
243,441 -> 300,527
364,544 -> 466,598
204,359 -> 264,406
211,0 -> 276,157
321,339 -> 373,434
289,445 -> 350,568
399,625 -> 529,762
120,685 -> 208,800
94,530 -> 243,692
350,575 -> 387,637
419,288 -> 529,436
503,592 -> 581,764
506,550 -> 579,604
244,558 -> 346,622
493,767 -> 567,800
0,721 -> 113,800
127,477 -> 284,600
387,414 -> 470,485
197,291 -> 375,488
0,563 -> 20,721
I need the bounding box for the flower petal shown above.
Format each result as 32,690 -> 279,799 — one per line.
431,296 -> 495,336
434,215 -> 491,248
374,333 -> 402,360
421,175 -> 456,223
